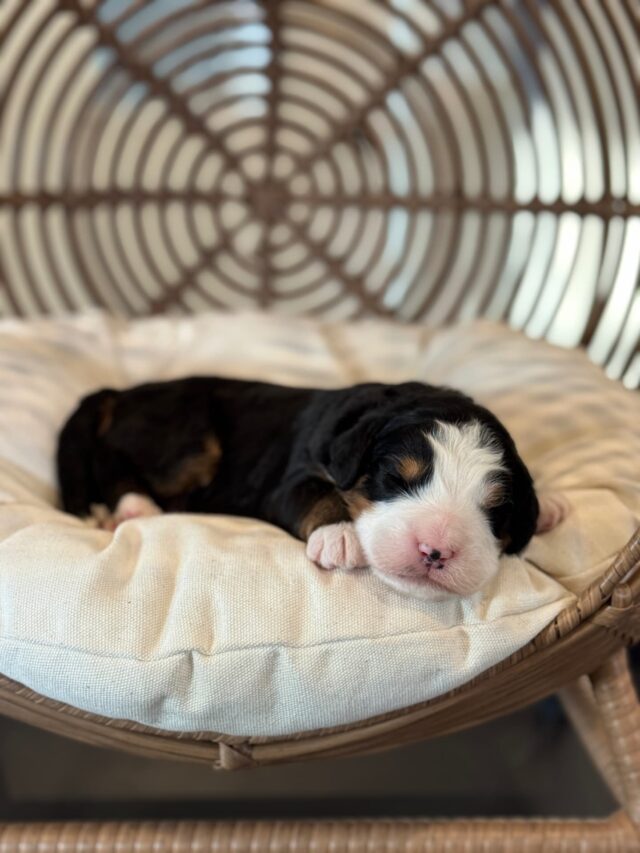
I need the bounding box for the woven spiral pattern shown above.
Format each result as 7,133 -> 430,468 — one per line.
1,0 -> 639,385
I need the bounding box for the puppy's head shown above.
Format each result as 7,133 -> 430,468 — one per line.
324,385 -> 538,600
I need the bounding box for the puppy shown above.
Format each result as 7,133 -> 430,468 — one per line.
57,378 -> 568,600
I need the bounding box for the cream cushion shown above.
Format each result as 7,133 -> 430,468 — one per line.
0,312 -> 638,737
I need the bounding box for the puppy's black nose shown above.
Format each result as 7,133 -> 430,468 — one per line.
419,544 -> 455,567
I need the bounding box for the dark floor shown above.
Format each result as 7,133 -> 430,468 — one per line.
0,698 -> 615,822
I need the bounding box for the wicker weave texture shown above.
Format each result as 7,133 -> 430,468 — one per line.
1,0 -> 639,386
0,814 -> 638,853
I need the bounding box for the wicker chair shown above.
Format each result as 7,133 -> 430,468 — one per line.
1,1 -> 639,850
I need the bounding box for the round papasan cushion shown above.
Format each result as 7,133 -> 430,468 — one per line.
0,312 -> 638,738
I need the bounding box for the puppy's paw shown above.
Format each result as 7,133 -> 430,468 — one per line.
536,492 -> 571,534
306,522 -> 367,571
113,492 -> 162,525
87,503 -> 116,531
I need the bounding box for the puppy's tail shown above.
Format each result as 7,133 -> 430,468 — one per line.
56,388 -> 117,517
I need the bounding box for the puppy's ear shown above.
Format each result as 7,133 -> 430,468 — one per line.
313,394 -> 385,491
324,410 -> 382,490
497,446 -> 539,555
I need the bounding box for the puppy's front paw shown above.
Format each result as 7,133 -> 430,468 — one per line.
114,492 -> 162,525
536,492 -> 571,534
306,522 -> 367,571
89,493 -> 162,532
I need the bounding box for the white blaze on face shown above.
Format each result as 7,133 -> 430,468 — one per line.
355,421 -> 506,600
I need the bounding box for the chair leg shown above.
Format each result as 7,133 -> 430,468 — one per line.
590,650 -> 640,824
559,675 -> 625,804
561,649 -> 640,827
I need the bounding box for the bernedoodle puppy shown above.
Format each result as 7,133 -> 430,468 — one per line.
57,378 -> 569,600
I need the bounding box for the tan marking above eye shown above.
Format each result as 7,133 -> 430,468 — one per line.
396,455 -> 427,481
483,479 -> 506,508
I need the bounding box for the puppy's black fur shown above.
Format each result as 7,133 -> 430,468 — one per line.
57,378 -> 539,553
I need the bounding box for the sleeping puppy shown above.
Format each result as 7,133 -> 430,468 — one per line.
57,378 -> 569,600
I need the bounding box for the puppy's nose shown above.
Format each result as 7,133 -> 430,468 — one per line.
418,543 -> 455,567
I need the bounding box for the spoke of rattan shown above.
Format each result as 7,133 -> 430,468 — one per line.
258,0 -> 283,304
3,191 -> 639,219
281,209 -> 395,316
148,227 -> 258,314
